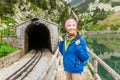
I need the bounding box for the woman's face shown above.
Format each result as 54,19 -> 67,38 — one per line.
65,22 -> 77,36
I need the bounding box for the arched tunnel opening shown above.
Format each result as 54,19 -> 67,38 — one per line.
25,23 -> 51,52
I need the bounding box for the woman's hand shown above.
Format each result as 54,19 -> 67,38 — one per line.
58,37 -> 64,41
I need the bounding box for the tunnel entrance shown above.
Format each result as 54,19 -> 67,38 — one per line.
25,23 -> 51,52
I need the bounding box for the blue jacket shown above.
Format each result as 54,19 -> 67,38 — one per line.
58,33 -> 89,73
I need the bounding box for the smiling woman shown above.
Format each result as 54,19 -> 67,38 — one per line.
59,18 -> 89,80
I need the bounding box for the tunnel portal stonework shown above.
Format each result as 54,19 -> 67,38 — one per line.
16,18 -> 58,53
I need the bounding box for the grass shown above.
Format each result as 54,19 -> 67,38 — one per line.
0,40 -> 17,58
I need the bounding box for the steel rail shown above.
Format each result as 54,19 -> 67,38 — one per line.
5,50 -> 42,80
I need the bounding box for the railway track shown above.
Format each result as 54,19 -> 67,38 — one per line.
5,50 -> 42,80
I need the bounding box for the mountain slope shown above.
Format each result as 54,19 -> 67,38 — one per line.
96,11 -> 120,30
98,11 -> 120,26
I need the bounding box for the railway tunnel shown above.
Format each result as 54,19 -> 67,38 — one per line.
25,23 -> 51,52
16,18 -> 58,53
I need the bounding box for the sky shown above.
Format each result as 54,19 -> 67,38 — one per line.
64,0 -> 72,3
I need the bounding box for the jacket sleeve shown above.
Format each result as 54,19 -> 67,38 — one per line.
75,37 -> 89,65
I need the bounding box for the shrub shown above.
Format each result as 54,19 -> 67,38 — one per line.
0,41 -> 16,58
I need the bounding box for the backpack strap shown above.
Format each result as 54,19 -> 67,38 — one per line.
76,32 -> 81,39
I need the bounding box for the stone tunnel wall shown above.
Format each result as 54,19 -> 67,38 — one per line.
16,18 -> 58,53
